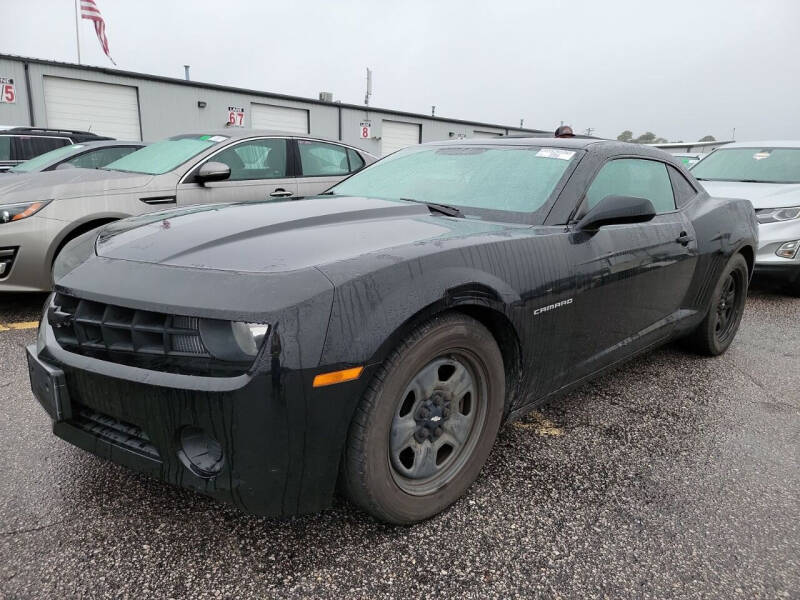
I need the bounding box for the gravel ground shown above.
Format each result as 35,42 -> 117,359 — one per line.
1,283 -> 798,599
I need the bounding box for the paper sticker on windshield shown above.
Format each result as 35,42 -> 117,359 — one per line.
536,148 -> 575,160
753,150 -> 771,160
208,135 -> 228,143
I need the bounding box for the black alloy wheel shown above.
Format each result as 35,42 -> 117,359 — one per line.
685,253 -> 749,356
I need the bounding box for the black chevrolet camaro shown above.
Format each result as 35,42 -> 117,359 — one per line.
27,138 -> 757,524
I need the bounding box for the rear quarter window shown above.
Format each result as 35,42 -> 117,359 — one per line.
667,165 -> 699,208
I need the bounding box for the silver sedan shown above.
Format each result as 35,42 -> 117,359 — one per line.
694,140 -> 800,295
0,130 -> 376,292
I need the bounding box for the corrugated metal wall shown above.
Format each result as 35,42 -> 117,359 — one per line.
0,55 -> 547,152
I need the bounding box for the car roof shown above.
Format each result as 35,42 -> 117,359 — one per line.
426,136 -> 599,149
4,127 -> 112,140
173,129 -> 378,157
721,140 -> 800,149
68,140 -> 145,148
422,136 -> 678,160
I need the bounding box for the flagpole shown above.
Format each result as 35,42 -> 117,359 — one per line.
74,0 -> 81,64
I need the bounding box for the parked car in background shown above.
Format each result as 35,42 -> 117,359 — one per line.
692,141 -> 800,295
4,140 -> 145,175
0,130 -> 376,291
672,152 -> 706,169
27,138 -> 757,524
0,127 -> 113,172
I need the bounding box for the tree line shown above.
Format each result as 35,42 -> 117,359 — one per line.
617,131 -> 716,144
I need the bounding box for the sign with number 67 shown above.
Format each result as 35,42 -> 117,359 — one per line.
227,106 -> 245,127
0,77 -> 15,104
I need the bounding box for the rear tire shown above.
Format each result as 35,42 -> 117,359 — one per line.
340,313 -> 505,525
685,253 -> 749,355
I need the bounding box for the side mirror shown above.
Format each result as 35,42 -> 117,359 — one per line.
576,195 -> 656,231
196,161 -> 231,184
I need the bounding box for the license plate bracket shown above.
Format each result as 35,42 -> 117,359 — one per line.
26,345 -> 72,421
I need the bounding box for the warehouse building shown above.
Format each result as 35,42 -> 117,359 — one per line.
0,54 -> 548,156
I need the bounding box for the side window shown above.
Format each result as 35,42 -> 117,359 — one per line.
212,139 -> 287,181
347,148 -> 365,172
0,136 -> 10,160
12,136 -> 70,161
65,146 -> 139,169
585,158 -> 676,214
667,165 -> 698,208
298,140 -> 349,176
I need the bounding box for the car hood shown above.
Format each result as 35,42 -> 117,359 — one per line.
95,196 -> 518,274
0,168 -> 153,205
700,180 -> 800,209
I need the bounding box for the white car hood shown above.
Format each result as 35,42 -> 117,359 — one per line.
700,180 -> 800,209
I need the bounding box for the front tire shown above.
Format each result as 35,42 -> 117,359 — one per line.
685,253 -> 749,355
341,313 -> 505,525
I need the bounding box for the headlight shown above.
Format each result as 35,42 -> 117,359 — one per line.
0,200 -> 51,224
52,228 -> 98,282
756,206 -> 800,224
199,320 -> 270,362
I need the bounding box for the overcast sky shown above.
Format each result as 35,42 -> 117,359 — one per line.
2,0 -> 798,141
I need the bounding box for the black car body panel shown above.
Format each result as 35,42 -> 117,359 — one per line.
28,138 -> 758,517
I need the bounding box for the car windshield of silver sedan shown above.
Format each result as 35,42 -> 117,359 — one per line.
329,145 -> 577,218
102,134 -> 228,175
692,147 -> 800,183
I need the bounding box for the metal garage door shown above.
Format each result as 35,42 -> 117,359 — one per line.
472,130 -> 503,138
381,120 -> 420,156
251,103 -> 309,134
43,76 -> 141,140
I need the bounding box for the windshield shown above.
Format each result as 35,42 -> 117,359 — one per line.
103,134 -> 228,175
691,147 -> 800,183
329,145 -> 578,219
9,144 -> 84,172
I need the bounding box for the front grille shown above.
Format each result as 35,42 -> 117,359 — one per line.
49,293 -> 210,358
71,403 -> 160,461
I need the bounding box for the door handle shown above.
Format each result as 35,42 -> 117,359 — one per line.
675,231 -> 694,246
269,188 -> 293,198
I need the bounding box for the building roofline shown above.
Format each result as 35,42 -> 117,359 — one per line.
0,53 -> 549,134
650,140 -> 735,149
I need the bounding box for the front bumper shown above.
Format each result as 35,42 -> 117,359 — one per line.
27,318 -> 370,517
0,215 -> 65,292
755,219 -> 800,271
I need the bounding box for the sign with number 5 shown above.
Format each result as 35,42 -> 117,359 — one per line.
227,105 -> 245,127
0,77 -> 15,104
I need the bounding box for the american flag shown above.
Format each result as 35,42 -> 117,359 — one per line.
80,0 -> 115,65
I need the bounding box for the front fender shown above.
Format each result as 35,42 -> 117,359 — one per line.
319,261 -> 520,366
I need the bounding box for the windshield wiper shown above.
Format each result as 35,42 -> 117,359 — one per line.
401,198 -> 464,218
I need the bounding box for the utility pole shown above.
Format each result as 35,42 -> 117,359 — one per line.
431,106 -> 436,117
584,127 -> 594,137
364,68 -> 373,106
520,118 -> 524,128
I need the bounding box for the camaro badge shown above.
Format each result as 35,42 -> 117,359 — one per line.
533,298 -> 573,316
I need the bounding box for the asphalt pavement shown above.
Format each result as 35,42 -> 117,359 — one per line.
1,284 -> 798,599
